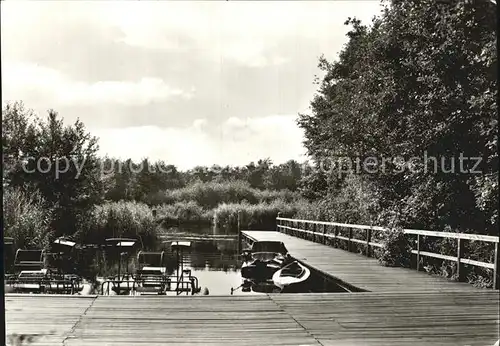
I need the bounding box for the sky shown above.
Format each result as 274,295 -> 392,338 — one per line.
2,1 -> 384,170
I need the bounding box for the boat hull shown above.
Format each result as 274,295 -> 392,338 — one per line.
272,261 -> 311,292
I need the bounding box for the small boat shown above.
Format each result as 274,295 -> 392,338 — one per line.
272,261 -> 310,292
240,241 -> 290,282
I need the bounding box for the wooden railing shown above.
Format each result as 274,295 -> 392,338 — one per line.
276,216 -> 499,289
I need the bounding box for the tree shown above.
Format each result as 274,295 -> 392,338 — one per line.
2,102 -> 104,237
298,0 -> 497,233
265,160 -> 303,191
244,158 -> 273,189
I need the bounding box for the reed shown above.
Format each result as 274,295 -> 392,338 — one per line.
2,187 -> 53,250
75,201 -> 158,249
145,180 -> 302,208
213,199 -> 309,232
154,201 -> 213,226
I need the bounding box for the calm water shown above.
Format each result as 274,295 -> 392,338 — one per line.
158,225 -> 256,295
5,225 -> 348,295
154,226 -> 349,295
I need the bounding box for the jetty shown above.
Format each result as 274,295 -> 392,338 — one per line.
5,216 -> 499,346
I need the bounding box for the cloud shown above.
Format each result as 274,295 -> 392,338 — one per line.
1,1 -> 383,164
2,1 -> 381,69
92,115 -> 306,169
192,118 -> 208,130
105,1 -> 380,67
2,62 -> 193,106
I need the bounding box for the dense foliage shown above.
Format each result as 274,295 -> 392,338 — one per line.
3,187 -> 53,249
3,102 -> 104,237
298,0 -> 497,235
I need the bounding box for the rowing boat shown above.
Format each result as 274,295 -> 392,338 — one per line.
272,260 -> 310,292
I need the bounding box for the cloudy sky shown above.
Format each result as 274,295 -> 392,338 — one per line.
2,1 -> 383,169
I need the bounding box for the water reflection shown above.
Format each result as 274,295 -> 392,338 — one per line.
158,226 -> 350,295
86,226 -> 349,295
154,226 -> 244,294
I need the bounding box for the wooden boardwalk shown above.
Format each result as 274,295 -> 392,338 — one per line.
241,230 -> 492,292
5,292 -> 499,346
5,230 -> 498,346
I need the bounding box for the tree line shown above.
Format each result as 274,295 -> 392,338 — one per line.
2,101 -> 306,239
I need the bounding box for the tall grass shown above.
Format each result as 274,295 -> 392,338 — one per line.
155,201 -> 213,227
145,180 -> 302,208
213,199 -> 309,232
2,187 -> 53,250
75,201 -> 158,249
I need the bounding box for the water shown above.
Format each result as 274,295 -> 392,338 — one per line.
158,225 -> 254,295
153,226 -> 349,295
6,225 -> 349,295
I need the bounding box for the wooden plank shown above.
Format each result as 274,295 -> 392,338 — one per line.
409,250 -> 496,270
460,257 -> 496,270
410,250 -> 457,262
242,231 -> 491,293
5,292 -> 498,346
5,295 -> 96,346
270,291 -> 499,346
403,229 -> 499,243
73,295 -> 318,346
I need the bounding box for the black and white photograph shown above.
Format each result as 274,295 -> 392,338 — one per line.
2,0 -> 499,345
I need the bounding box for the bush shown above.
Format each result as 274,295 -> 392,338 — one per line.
378,228 -> 412,268
255,189 -> 301,204
2,187 -> 53,249
155,201 -> 213,226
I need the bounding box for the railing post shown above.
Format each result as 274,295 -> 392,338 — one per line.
276,212 -> 281,233
323,224 -> 327,245
348,228 -> 353,252
237,211 -> 241,254
334,226 -> 339,248
366,228 -> 372,257
457,238 -> 463,282
494,242 -> 498,290
416,234 -> 421,272
313,222 -> 317,243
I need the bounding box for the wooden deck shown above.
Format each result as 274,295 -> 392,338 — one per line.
5,291 -> 499,346
241,230 -> 492,292
5,230 -> 498,345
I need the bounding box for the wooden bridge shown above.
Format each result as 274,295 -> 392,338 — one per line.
242,216 -> 499,292
5,217 -> 499,346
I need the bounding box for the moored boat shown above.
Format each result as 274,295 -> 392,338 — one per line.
272,260 -> 310,292
240,241 -> 290,282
